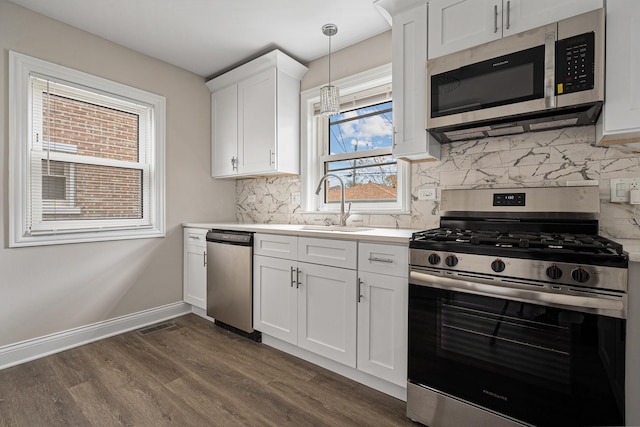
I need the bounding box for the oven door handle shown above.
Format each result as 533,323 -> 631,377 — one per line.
410,270 -> 625,317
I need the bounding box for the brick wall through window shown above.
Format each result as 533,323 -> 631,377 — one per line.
41,93 -> 142,220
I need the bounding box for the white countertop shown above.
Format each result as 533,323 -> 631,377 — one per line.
182,222 -> 417,244
609,238 -> 640,263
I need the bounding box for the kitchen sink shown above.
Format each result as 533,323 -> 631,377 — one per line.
301,225 -> 374,232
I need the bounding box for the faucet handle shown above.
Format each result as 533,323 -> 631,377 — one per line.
346,202 -> 352,215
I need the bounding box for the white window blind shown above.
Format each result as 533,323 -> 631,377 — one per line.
10,52 -> 166,246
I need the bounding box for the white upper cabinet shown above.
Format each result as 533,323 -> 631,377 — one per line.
211,84 -> 238,177
428,0 -> 501,59
596,0 -> 640,145
206,50 -> 307,178
375,0 -> 441,161
428,0 -> 603,59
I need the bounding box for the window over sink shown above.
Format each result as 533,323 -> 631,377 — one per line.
301,64 -> 410,215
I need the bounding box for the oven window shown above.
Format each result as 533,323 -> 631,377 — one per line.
408,284 -> 625,426
431,45 -> 545,118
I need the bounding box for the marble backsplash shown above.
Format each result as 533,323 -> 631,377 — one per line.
235,126 -> 640,239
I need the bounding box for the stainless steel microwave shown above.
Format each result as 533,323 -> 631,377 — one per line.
426,8 -> 604,144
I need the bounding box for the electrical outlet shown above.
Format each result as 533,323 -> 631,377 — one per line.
418,188 -> 437,200
610,178 -> 640,203
248,194 -> 256,203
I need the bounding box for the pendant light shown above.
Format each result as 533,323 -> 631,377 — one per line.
320,23 -> 340,116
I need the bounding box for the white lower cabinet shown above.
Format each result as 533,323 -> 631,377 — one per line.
253,255 -> 298,343
183,228 -> 208,309
254,233 -> 409,388
253,234 -> 358,367
357,271 -> 407,386
298,262 -> 357,367
357,242 -> 408,387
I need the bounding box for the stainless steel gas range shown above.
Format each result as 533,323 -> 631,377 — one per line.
407,186 -> 628,427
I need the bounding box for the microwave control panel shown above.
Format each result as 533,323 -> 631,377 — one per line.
555,32 -> 595,95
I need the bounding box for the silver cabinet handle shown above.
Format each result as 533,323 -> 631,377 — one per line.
188,235 -> 200,240
290,266 -> 296,287
392,126 -> 397,148
358,279 -> 364,303
544,31 -> 556,108
368,257 -> 393,263
203,251 -> 207,267
269,149 -> 275,166
494,4 -> 498,33
231,156 -> 238,171
506,0 -> 511,30
296,268 -> 301,289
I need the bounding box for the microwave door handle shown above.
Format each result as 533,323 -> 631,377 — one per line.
544,31 -> 556,108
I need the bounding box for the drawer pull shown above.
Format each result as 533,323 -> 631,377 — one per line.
368,257 -> 393,264
189,235 -> 201,240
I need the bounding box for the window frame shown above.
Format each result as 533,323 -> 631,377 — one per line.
300,63 -> 410,215
9,51 -> 166,247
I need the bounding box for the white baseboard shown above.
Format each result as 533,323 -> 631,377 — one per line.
0,302 -> 191,370
262,334 -> 407,402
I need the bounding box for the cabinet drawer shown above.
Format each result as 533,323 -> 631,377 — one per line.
298,237 -> 357,270
254,233 -> 298,260
184,228 -> 208,248
358,242 -> 408,277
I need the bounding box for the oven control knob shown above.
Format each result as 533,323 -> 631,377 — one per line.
546,264 -> 563,280
445,255 -> 458,267
491,259 -> 506,273
427,253 -> 441,265
571,267 -> 590,283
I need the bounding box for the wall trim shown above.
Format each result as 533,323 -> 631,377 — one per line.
262,334 -> 407,401
0,302 -> 191,370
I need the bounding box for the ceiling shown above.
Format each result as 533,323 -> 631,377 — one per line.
8,0 -> 392,78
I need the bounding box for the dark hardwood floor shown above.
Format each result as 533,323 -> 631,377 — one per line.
0,314 -> 414,426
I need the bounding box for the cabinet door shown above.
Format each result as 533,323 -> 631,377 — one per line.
184,228 -> 207,309
211,84 -> 238,177
391,3 -> 439,161
238,68 -> 277,175
428,0 -> 501,59
298,263 -> 357,367
597,0 -> 640,143
503,0 -> 603,37
357,271 -> 407,386
184,244 -> 207,309
253,255 -> 298,344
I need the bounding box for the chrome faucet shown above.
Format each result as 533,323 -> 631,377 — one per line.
315,173 -> 351,226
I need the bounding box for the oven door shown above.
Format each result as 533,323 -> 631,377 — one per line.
408,271 -> 625,427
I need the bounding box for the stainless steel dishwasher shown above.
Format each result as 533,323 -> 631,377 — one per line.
206,229 -> 260,341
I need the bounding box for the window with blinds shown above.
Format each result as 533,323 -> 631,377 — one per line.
9,52 -> 165,246
301,64 -> 409,215
321,100 -> 396,204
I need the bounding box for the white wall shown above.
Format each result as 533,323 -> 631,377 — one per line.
0,0 -> 236,348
